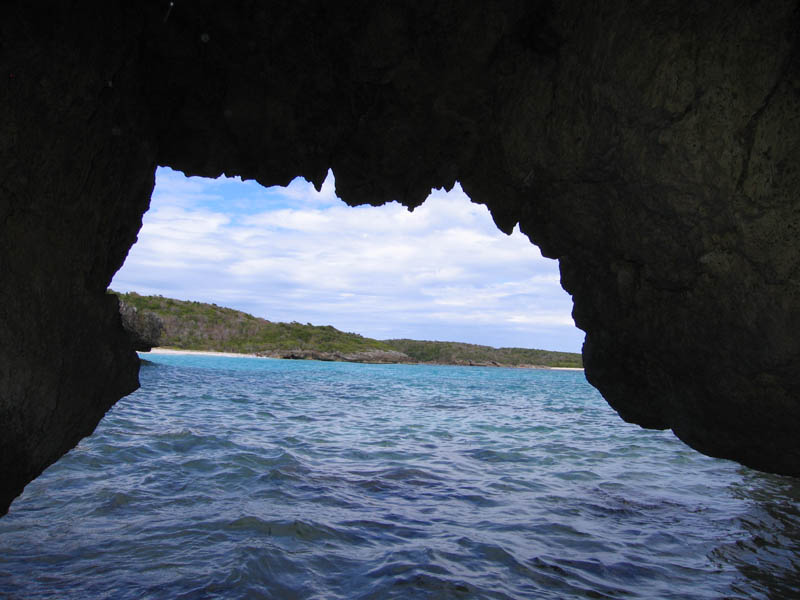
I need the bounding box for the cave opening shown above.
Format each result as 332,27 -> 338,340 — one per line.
3,2 -> 800,593
111,166 -> 584,354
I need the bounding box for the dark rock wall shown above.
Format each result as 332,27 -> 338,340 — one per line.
523,3 -> 800,473
0,3 -> 157,513
1,1 -> 798,513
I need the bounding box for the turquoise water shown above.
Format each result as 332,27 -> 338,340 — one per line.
1,354 -> 799,599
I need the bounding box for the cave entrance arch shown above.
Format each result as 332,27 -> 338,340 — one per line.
3,0 -> 798,518
111,167 -> 583,356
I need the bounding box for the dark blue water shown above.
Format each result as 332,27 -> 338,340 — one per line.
1,354 -> 799,599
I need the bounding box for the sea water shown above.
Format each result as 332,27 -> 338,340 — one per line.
1,354 -> 798,599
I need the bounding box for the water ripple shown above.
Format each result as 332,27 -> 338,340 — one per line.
1,355 -> 799,599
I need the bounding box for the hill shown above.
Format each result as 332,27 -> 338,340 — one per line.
385,339 -> 582,369
112,291 -> 582,368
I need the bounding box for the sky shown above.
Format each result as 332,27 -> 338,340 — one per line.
111,167 -> 584,352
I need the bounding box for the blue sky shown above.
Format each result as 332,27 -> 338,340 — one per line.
111,167 -> 584,352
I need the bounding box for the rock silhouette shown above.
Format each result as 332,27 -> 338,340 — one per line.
1,1 -> 798,514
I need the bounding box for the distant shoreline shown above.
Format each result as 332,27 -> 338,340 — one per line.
145,347 -> 270,359
143,347 -> 584,370
117,292 -> 583,369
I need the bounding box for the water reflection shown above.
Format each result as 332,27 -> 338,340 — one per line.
712,469 -> 800,598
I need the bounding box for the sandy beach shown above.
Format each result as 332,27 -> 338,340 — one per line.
144,347 -> 271,359
143,348 -> 584,370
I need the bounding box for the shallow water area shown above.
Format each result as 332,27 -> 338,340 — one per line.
1,354 -> 799,598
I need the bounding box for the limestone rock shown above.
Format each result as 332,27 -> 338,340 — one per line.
258,349 -> 411,364
118,301 -> 164,352
1,1 -> 799,514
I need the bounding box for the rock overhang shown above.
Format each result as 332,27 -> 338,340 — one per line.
1,0 -> 798,514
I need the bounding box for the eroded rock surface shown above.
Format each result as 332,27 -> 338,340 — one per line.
259,349 -> 411,364
1,1 -> 798,513
119,301 -> 164,352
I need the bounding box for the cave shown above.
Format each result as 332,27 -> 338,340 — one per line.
1,1 -> 799,515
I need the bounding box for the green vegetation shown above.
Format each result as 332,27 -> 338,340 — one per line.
112,291 -> 393,355
385,339 -> 582,368
110,291 -> 583,368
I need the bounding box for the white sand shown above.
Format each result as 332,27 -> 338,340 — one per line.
143,348 -> 583,370
143,347 -> 270,359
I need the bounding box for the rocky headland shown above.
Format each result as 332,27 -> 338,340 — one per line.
118,301 -> 164,352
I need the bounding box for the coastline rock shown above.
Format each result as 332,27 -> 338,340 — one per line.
258,349 -> 412,364
1,1 -> 799,514
118,301 -> 164,352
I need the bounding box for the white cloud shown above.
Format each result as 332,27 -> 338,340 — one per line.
112,168 -> 583,352
268,171 -> 340,205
